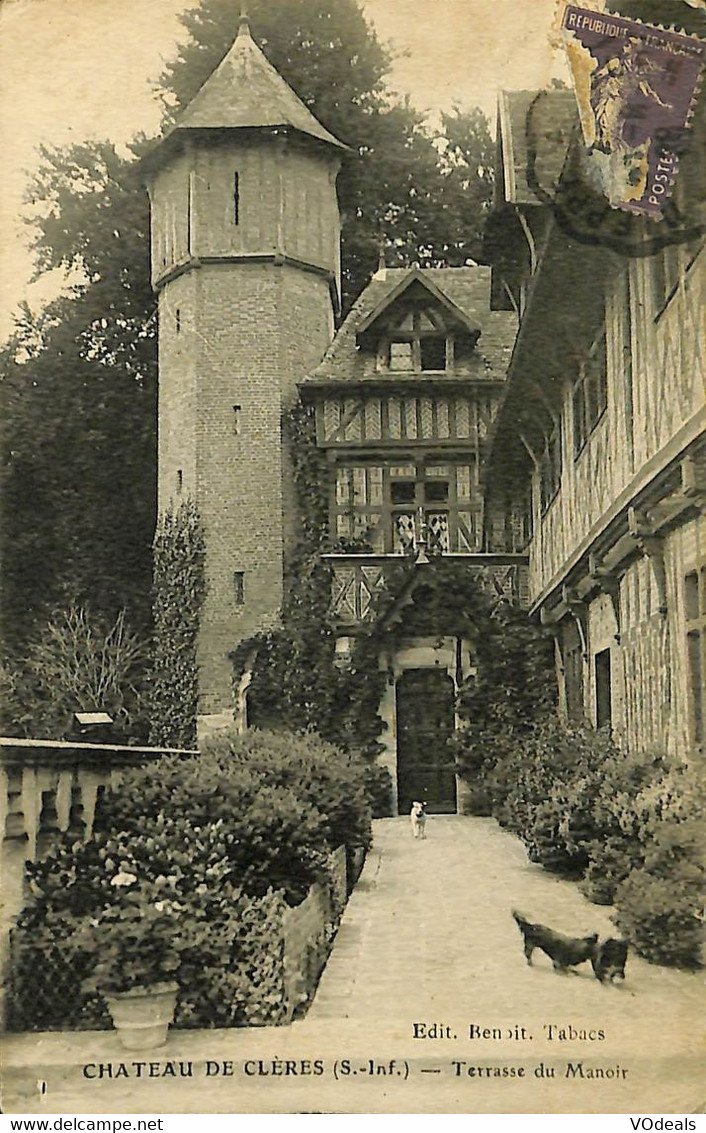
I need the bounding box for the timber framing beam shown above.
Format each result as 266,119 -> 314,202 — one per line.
588,552 -> 622,642
628,507 -> 668,615
539,586 -> 588,660
646,456 -> 706,527
530,424 -> 705,621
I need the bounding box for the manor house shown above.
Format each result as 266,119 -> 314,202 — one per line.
144,14 -> 705,814
484,84 -> 705,758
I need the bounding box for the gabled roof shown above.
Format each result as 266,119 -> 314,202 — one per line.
496,89 -> 576,206
356,265 -> 482,338
160,16 -> 347,151
301,265 -> 518,387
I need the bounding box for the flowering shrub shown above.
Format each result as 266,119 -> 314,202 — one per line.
463,709 -> 703,969
614,819 -> 705,968
8,728 -> 372,1030
77,882 -> 183,996
481,717 -> 610,877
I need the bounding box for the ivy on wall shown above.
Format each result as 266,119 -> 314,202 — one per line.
246,403 -> 387,760
449,598 -> 558,807
245,402 -> 557,803
149,499 -> 206,749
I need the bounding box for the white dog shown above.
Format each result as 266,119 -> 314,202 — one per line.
410,801 -> 427,839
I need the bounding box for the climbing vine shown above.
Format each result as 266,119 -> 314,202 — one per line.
449,597 -> 558,811
245,400 -> 557,813
247,403 -> 387,761
149,499 -> 206,749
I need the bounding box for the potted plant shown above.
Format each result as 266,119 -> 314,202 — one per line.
79,871 -> 183,1050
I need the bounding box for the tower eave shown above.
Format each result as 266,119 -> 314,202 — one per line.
141,122 -> 349,183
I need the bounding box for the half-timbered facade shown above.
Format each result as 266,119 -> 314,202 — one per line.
299,265 -> 523,811
146,19 -> 527,811
485,81 -> 706,761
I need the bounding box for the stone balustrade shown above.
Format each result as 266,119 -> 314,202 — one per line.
0,737 -> 195,859
0,736 -> 196,1029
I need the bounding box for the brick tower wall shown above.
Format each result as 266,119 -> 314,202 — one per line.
158,261 -> 334,716
151,127 -> 341,720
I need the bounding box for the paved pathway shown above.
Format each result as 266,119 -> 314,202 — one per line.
306,816 -> 703,1027
3,816 -> 704,1114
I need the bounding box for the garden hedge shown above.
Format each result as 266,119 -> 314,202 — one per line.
458,713 -> 704,969
8,727 -> 374,1031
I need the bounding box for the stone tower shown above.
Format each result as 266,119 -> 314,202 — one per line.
145,16 -> 346,731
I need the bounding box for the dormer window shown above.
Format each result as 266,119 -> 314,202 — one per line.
381,308 -> 451,373
357,272 -> 482,376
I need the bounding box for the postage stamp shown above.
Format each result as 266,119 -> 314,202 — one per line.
561,5 -> 706,216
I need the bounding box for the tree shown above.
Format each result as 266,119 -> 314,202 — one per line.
0,284 -> 156,654
1,0 -> 494,662
159,0 -> 493,300
0,141 -> 157,654
1,606 -> 147,740
430,106 -> 495,265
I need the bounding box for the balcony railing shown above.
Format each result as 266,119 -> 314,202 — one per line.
323,552 -> 530,627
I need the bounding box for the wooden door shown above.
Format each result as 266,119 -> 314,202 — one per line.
396,668 -> 457,814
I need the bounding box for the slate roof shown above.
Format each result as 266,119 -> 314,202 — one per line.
496,89 -> 576,206
302,265 -> 518,387
162,17 -> 346,151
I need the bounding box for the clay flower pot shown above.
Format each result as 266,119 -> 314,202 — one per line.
105,982 -> 179,1051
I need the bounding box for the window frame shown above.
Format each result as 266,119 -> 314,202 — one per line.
379,308 -> 452,374
684,564 -> 706,752
233,571 -> 245,605
573,329 -> 608,458
331,459 -> 479,554
594,647 -> 613,730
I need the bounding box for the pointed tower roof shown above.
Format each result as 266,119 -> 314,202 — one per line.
166,15 -> 348,151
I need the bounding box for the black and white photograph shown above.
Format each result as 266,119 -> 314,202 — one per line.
0,0 -> 704,1116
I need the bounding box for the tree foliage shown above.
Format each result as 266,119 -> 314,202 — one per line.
160,0 -> 494,299
0,141 -> 156,654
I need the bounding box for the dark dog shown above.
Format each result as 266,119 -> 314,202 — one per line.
512,910 -> 598,972
591,938 -> 628,983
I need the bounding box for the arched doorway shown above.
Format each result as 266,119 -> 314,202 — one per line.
396,668 -> 457,814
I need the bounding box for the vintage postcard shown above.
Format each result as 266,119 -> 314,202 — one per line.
0,0 -> 705,1117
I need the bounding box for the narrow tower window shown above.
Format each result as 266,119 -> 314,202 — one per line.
233,404 -> 242,436
233,571 -> 245,605
233,172 -> 240,226
176,469 -> 183,495
175,308 -> 181,334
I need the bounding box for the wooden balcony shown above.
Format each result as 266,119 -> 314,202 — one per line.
323,553 -> 530,627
